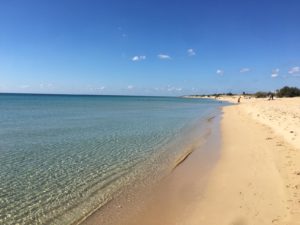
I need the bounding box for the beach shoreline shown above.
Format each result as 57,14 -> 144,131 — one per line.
0,95 -> 226,225
82,97 -> 300,225
81,107 -> 224,225
80,106 -> 225,225
188,98 -> 300,225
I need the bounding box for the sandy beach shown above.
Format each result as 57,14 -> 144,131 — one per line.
189,97 -> 300,225
3,1 -> 300,224
82,97 -> 300,225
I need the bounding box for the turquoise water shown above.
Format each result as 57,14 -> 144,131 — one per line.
0,94 -> 224,225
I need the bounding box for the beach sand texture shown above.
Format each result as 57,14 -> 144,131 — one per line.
241,97 -> 300,150
190,99 -> 300,225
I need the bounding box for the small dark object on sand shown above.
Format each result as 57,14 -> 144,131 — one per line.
268,93 -> 274,100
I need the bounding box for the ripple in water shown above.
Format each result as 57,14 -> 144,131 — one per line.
0,94 -> 224,225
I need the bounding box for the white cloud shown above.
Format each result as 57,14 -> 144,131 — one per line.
288,66 -> 300,75
132,55 -> 146,62
127,85 -> 134,90
240,68 -> 250,73
132,56 -> 139,61
187,48 -> 196,56
158,54 -> 171,60
271,68 -> 279,78
216,69 -> 224,76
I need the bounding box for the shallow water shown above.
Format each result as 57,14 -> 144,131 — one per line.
0,94 -> 225,225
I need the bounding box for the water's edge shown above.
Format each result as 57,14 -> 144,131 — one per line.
80,108 -> 223,225
0,94 -> 228,225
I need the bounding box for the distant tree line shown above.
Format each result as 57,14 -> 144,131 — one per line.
254,92 -> 273,98
191,92 -> 234,98
254,86 -> 300,98
187,86 -> 300,98
276,86 -> 300,97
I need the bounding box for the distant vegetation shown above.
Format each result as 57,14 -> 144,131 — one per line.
253,86 -> 300,98
276,86 -> 300,97
253,87 -> 300,98
254,92 -> 272,98
192,92 -> 235,98
187,86 -> 300,98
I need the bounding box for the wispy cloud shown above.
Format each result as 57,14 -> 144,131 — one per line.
158,54 -> 171,60
131,55 -> 146,62
271,68 -> 279,78
20,84 -> 30,89
39,83 -> 53,88
89,86 -> 106,92
288,66 -> 300,75
167,87 -> 182,92
167,86 -> 182,92
117,26 -> 128,38
127,85 -> 134,90
187,48 -> 196,56
216,69 -> 224,76
96,86 -> 105,91
240,68 -> 250,73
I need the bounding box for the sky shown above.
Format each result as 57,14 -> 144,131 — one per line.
0,0 -> 300,96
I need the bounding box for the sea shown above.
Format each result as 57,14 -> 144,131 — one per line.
0,94 -> 226,225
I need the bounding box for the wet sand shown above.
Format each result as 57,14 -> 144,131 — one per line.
119,115 -> 221,225
81,114 -> 222,225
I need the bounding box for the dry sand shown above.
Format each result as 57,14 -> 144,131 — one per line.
216,96 -> 300,149
189,98 -> 300,225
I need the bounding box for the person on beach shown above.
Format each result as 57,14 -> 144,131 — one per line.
268,93 -> 274,100
238,96 -> 241,103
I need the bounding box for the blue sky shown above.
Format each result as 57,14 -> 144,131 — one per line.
0,0 -> 300,95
